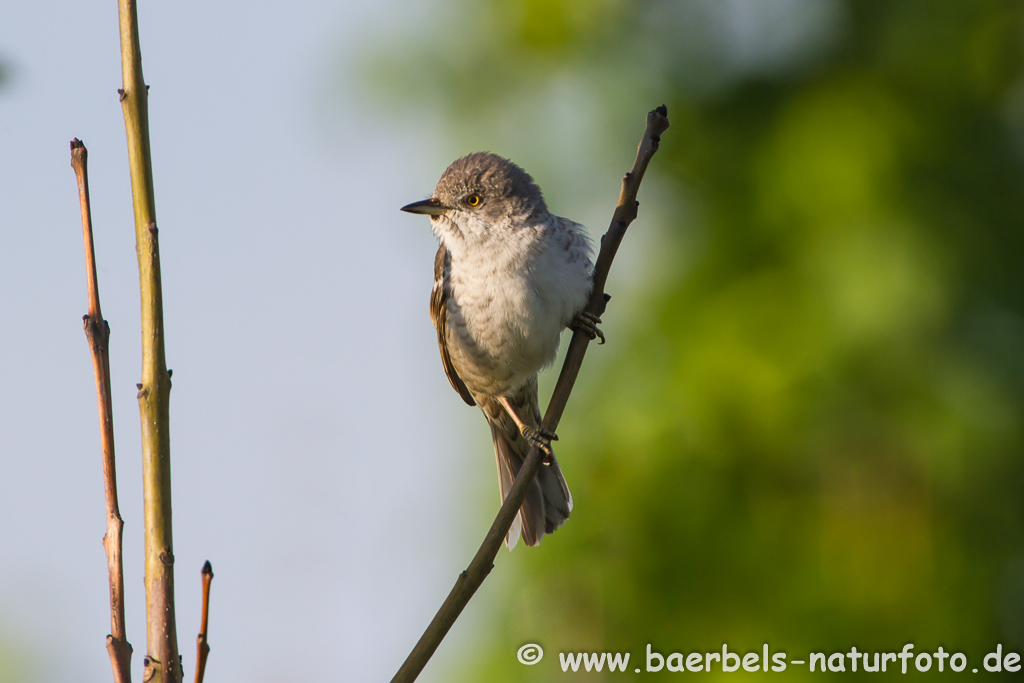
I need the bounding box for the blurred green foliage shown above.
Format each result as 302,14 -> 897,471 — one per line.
0,633 -> 26,683
375,0 -> 1024,679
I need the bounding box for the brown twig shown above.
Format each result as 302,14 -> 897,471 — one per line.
390,105 -> 670,683
193,562 -> 213,683
72,138 -> 134,683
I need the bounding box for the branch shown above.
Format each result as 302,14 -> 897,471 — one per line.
193,562 -> 213,683
116,2 -> 180,681
72,138 -> 134,683
390,105 -> 670,683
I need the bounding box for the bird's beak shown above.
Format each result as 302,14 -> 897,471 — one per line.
401,197 -> 450,216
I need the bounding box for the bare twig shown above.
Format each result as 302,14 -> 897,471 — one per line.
391,105 -> 670,683
193,562 -> 213,683
116,1 -> 180,681
72,138 -> 134,683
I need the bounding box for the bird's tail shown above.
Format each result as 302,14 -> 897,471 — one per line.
482,388 -> 572,550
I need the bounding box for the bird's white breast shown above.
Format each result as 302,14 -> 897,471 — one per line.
445,216 -> 592,396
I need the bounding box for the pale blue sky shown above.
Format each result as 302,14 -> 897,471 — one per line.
0,1 -> 495,681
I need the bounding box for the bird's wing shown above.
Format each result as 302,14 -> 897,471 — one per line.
431,244 -> 475,406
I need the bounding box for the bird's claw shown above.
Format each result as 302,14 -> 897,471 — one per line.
571,312 -> 605,344
522,426 -> 557,464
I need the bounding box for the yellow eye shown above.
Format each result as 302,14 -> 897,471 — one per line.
465,194 -> 481,207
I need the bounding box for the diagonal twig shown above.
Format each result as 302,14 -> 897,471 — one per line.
72,138 -> 134,683
391,105 -> 670,683
194,561 -> 214,683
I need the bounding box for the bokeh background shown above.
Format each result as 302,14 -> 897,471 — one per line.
2,0 -> 1024,681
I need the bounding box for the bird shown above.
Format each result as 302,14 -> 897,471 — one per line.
401,152 -> 603,549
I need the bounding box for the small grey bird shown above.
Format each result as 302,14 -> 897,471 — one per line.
402,152 -> 602,549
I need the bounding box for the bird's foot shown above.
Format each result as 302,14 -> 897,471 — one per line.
571,312 -> 605,344
522,426 -> 557,464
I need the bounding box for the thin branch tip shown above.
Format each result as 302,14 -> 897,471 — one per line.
649,105 -> 670,127
74,128 -> 133,683
70,138 -> 87,164
195,559 -> 214,683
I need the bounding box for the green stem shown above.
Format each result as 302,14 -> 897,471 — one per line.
117,2 -> 180,681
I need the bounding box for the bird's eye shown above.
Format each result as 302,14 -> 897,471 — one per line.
465,194 -> 481,207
